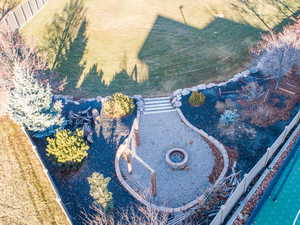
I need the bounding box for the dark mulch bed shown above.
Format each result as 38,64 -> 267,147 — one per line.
29,98 -> 137,225
180,74 -> 300,174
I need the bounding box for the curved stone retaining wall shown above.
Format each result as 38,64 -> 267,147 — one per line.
176,108 -> 229,186
115,106 -> 229,213
171,70 -> 250,107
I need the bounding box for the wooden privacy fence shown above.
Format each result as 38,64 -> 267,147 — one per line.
0,0 -> 48,31
210,109 -> 300,225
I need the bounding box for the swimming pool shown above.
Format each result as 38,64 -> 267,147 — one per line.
250,142 -> 300,225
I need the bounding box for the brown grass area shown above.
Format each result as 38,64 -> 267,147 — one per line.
0,116 -> 69,225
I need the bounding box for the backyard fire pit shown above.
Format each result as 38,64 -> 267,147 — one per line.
166,148 -> 188,170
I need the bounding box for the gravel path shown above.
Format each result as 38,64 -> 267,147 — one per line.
120,111 -> 214,208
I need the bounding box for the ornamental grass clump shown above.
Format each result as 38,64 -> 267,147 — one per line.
103,93 -> 135,119
219,110 -> 240,127
88,172 -> 113,212
46,129 -> 89,164
188,91 -> 205,107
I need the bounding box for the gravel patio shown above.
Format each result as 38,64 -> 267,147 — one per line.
120,111 -> 214,208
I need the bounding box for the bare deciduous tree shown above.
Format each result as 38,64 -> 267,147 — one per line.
0,29 -> 46,90
0,28 -> 67,92
251,18 -> 300,87
0,29 -> 46,74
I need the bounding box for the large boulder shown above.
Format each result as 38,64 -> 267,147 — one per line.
182,89 -> 191,96
174,100 -> 182,108
197,84 -> 206,90
173,89 -> 182,97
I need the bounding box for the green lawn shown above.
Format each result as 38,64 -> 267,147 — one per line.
22,0 -> 300,97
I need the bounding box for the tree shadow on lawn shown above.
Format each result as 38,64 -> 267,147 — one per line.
80,67 -> 149,97
272,9 -> 300,32
42,0 -> 88,97
231,0 -> 300,33
57,18 -> 88,96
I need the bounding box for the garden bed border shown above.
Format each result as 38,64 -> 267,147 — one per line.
176,108 -> 229,184
171,69 -> 251,104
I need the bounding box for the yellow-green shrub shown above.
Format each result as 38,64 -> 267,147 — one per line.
88,172 -> 113,211
46,129 -> 89,164
103,93 -> 135,118
188,91 -> 205,107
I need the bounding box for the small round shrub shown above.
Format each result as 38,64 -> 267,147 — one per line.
88,172 -> 113,212
46,129 -> 89,164
188,91 -> 205,107
103,93 -> 135,118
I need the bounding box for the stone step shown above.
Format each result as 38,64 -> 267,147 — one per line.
144,98 -> 170,103
143,109 -> 176,115
144,102 -> 172,108
144,96 -> 170,102
144,101 -> 171,107
144,105 -> 174,111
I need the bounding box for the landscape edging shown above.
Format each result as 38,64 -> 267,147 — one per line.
171,70 -> 250,106
176,108 -> 229,185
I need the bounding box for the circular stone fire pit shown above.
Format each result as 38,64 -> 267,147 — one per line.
166,148 -> 188,170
